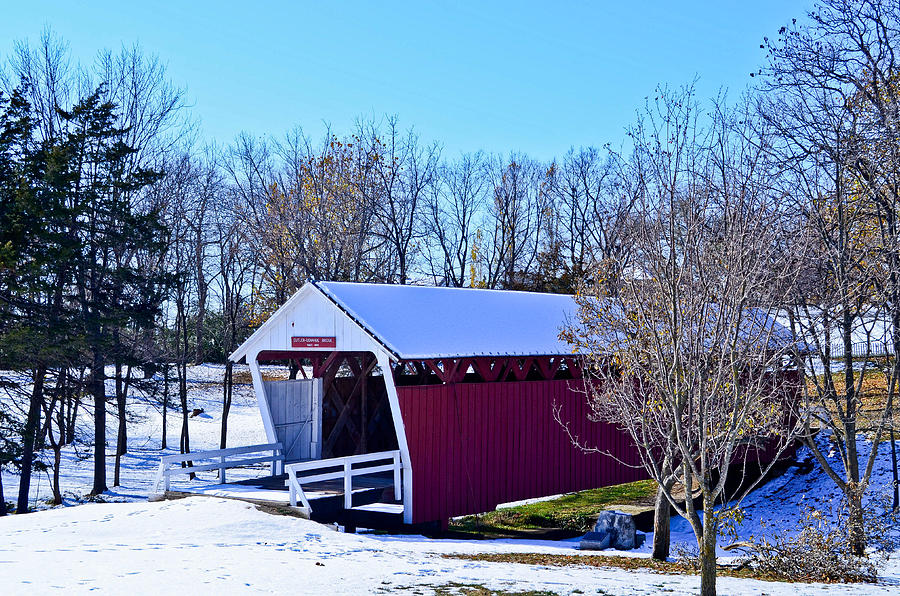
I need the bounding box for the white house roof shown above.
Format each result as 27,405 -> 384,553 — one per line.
316,281 -> 578,359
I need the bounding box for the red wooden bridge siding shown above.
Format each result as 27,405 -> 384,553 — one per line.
396,379 -> 648,524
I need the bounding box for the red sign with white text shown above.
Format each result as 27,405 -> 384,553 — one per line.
291,336 -> 336,348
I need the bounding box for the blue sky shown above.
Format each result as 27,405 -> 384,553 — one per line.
0,1 -> 811,160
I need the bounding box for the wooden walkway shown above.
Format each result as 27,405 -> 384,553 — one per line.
232,472 -> 395,495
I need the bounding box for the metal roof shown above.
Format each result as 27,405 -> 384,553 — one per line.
314,281 -> 578,360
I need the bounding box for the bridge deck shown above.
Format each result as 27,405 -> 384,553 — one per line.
160,471 -> 403,529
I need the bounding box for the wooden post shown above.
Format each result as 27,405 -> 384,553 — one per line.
360,357 -> 368,454
378,352 -> 414,525
393,451 -> 402,501
273,448 -> 283,476
343,461 -> 353,509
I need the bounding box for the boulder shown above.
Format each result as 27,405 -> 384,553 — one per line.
579,510 -> 641,550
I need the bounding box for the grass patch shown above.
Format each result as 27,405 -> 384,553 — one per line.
232,369 -> 288,384
813,367 -> 890,396
810,368 -> 900,430
441,552 -> 804,584
449,480 -> 657,535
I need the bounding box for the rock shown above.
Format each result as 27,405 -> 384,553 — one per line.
579,510 -> 639,550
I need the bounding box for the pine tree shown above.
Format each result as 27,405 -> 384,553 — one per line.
57,88 -> 169,495
0,84 -> 75,513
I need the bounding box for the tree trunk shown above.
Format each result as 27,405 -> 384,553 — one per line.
0,470 -> 6,515
652,482 -> 672,561
16,365 -> 46,514
891,426 -> 898,512
65,368 -> 84,445
51,444 -> 62,506
113,362 -> 123,487
115,363 -> 130,456
47,369 -> 66,506
178,361 -> 194,478
699,496 -> 718,596
194,223 -> 208,364
161,362 -> 169,449
64,390 -> 75,446
113,447 -> 121,487
113,363 -> 133,487
847,482 -> 866,556
220,361 -> 233,450
90,352 -> 107,496
194,306 -> 205,364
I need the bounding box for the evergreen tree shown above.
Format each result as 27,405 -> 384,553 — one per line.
56,88 -> 169,495
0,84 -> 75,513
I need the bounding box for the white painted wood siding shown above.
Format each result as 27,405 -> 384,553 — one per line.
263,379 -> 323,462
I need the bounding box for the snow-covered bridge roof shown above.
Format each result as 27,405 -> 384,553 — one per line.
229,281 -> 800,363
229,281 -> 579,362
316,281 -> 577,359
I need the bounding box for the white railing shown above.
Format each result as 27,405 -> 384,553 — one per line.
153,442 -> 284,492
284,450 -> 402,515
826,341 -> 894,358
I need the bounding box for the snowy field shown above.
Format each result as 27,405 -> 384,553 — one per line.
2,364 -> 900,594
3,496 -> 897,596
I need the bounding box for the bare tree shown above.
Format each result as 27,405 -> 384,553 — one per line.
562,89 -> 803,596
225,128 -> 385,324
763,0 -> 900,550
545,147 -> 638,291
421,152 -> 489,286
362,117 -> 441,284
212,172 -> 255,448
1,28 -> 75,143
479,154 -> 550,289
184,152 -> 220,363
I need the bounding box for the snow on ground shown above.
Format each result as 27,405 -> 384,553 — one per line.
3,364 -> 900,594
1,496 -> 898,596
626,434 -> 900,558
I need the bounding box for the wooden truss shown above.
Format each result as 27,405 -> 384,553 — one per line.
256,350 -> 397,458
391,355 -> 582,385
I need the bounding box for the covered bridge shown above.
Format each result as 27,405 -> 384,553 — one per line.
229,281 -> 646,526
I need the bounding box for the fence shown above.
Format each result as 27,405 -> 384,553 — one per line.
284,450 -> 401,515
153,442 -> 284,492
825,341 -> 894,358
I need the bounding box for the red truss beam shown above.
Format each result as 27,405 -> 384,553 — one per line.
563,357 -> 582,379
395,355 -> 581,384
535,356 -> 563,380
507,357 -> 532,381
313,352 -> 342,378
474,358 -> 506,382
424,359 -> 446,382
